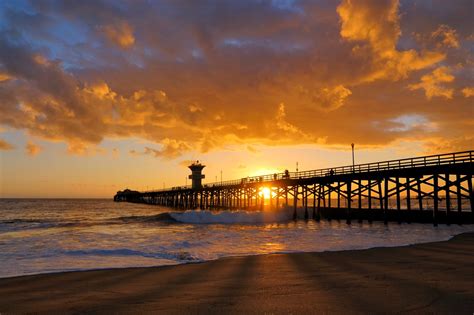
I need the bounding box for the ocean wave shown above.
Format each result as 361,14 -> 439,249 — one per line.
0,218 -> 49,224
169,209 -> 292,224
115,212 -> 176,223
0,210 -> 290,233
0,213 -> 176,232
0,219 -> 104,231
64,248 -> 200,262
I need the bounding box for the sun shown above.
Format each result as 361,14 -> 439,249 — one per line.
260,187 -> 271,199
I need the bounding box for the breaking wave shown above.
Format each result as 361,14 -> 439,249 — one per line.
169,209 -> 292,224
0,213 -> 177,232
1,210 -> 292,231
64,248 -> 200,262
115,212 -> 176,223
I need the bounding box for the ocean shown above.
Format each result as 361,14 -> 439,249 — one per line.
1,199 -> 473,278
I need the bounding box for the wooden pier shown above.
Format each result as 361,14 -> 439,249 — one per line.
114,150 -> 474,225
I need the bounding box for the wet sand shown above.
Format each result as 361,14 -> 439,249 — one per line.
1,233 -> 473,314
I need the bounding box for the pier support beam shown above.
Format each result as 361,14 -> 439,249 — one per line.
304,186 -> 309,220
433,174 -> 439,227
293,186 -> 297,220
469,174 -> 473,216
406,178 -> 411,223
396,177 -> 401,224
346,181 -> 351,225
384,177 -> 389,225
445,174 -> 451,224
456,174 -> 462,213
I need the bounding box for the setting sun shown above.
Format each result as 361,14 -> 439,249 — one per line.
260,187 -> 272,200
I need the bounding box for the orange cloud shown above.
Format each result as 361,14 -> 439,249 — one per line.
111,148 -> 119,158
179,160 -> 196,167
408,67 -> 454,99
0,1 -> 471,159
103,22 -> 135,48
317,85 -> 352,111
0,138 -> 14,150
0,72 -> 11,82
461,87 -> 474,97
25,141 -> 41,156
275,103 -> 301,134
33,54 -> 50,66
431,25 -> 460,49
337,0 -> 445,82
130,139 -> 193,159
423,136 -> 474,154
144,139 -> 192,159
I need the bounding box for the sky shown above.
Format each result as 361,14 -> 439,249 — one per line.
0,0 -> 472,198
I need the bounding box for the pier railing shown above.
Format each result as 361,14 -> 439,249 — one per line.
147,150 -> 473,192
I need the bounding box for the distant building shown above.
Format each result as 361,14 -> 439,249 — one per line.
188,161 -> 205,189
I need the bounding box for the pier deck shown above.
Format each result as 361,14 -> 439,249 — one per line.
114,150 -> 473,225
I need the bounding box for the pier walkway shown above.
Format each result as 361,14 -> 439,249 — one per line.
114,150 -> 473,225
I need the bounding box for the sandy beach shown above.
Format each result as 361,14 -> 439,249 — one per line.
1,232 -> 473,314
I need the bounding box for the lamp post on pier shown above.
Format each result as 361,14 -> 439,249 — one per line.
351,143 -> 355,172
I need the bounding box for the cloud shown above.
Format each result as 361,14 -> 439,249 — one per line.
179,160 -> 196,167
146,139 -> 193,159
130,139 -> 193,159
423,136 -> 474,154
0,72 -> 11,82
316,85 -> 352,111
102,21 -> 135,48
275,103 -> 301,134
111,148 -> 119,158
431,25 -> 460,49
0,138 -> 14,150
0,0 -> 471,158
247,145 -> 259,154
385,114 -> 437,132
128,149 -> 139,156
337,0 -> 445,82
461,87 -> 474,97
25,141 -> 41,156
408,67 -> 454,99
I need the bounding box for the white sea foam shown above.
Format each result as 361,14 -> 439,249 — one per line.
169,209 -> 292,224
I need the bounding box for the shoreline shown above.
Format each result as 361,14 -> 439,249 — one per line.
1,233 -> 473,313
0,230 -> 471,281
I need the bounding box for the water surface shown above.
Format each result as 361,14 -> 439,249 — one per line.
1,199 -> 473,278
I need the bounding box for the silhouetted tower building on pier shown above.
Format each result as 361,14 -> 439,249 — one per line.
188,161 -> 205,189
